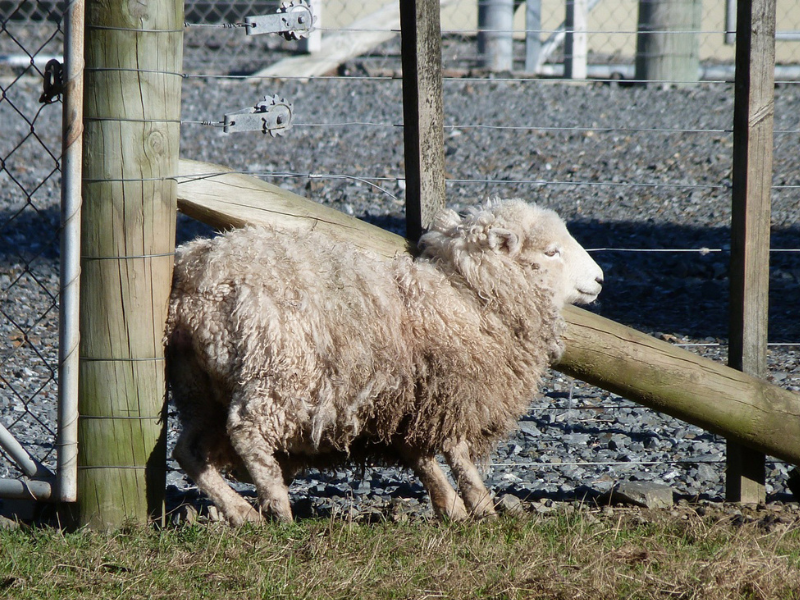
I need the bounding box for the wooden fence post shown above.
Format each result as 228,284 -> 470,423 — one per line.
727,0 -> 777,505
399,0 -> 446,241
635,0 -> 702,86
78,0 -> 183,529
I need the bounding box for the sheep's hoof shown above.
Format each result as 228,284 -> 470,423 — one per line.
439,501 -> 469,522
473,509 -> 499,521
225,504 -> 265,527
258,498 -> 294,523
470,500 -> 498,520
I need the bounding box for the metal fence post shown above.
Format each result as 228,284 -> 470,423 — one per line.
525,0 -> 542,73
478,0 -> 515,72
56,0 -> 85,505
565,0 -> 588,79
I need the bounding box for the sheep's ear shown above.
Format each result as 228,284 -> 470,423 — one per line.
487,227 -> 520,256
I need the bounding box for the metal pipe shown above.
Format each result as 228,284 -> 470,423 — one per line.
56,0 -> 84,504
725,0 -> 736,45
564,0 -> 588,79
0,422 -> 54,479
478,0 -> 515,71
0,479 -> 54,502
525,0 -> 541,73
776,31 -> 800,41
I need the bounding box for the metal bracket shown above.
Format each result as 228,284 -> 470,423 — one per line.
223,95 -> 293,137
245,0 -> 314,41
39,58 -> 64,104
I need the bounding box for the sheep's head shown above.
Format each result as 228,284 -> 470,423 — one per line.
422,199 -> 603,308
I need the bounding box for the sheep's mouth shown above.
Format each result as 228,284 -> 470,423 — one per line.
573,286 -> 602,305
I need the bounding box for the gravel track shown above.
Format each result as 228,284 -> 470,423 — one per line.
2,36 -> 799,520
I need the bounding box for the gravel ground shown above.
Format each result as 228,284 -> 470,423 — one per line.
1,33 -> 800,521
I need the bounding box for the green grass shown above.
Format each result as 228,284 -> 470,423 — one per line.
2,507 -> 800,599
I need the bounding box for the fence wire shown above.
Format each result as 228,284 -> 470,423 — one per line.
179,0 -> 800,76
0,4 -> 64,488
1,0 -> 799,510
174,0 -> 800,503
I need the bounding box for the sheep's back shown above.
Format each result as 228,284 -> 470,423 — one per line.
167,227 -> 417,450
167,225 -> 561,459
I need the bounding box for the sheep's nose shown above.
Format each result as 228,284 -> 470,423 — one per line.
596,276 -> 604,286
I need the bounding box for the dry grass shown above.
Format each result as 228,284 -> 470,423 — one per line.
2,505 -> 800,599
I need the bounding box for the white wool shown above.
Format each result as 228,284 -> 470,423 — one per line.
165,199 -> 603,524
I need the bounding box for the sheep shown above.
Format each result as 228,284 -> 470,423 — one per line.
165,199 -> 603,524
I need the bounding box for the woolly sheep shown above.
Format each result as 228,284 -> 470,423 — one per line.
165,199 -> 603,524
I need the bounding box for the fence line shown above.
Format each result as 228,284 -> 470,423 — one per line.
2,0 -> 799,516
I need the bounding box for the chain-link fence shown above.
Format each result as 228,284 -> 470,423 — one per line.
1,1 -> 799,515
0,3 -> 64,498
179,0 -> 800,76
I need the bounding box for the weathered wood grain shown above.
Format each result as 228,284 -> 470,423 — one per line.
727,0 -> 778,503
78,0 -> 183,530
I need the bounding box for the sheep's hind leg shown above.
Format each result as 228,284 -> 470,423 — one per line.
174,426 -> 263,526
227,417 -> 293,523
444,441 -> 497,519
405,453 -> 468,521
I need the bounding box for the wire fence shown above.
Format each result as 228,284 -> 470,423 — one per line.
179,0 -> 800,76
176,0 -> 800,502
0,3 -> 64,492
1,0 -> 799,511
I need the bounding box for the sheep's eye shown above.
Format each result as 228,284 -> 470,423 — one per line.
544,246 -> 561,258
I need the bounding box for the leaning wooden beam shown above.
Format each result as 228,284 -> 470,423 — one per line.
176,158 -> 800,467
556,310 -> 800,467
176,159 -> 414,257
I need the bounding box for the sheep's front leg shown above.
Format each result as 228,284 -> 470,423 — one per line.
174,427 -> 263,526
405,453 -> 468,521
444,441 -> 497,519
227,413 -> 293,523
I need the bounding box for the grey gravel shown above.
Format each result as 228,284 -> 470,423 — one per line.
2,34 -> 800,521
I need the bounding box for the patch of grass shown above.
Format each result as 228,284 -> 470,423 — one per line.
2,507 -> 800,599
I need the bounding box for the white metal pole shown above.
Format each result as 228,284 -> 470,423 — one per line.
298,0 -> 322,53
0,422 -> 54,480
535,0 -> 601,72
525,0 -> 541,73
56,0 -> 84,504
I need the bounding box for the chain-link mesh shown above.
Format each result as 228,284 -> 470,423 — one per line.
182,0 -> 799,76
1,0 -> 798,507
0,3 -> 64,483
